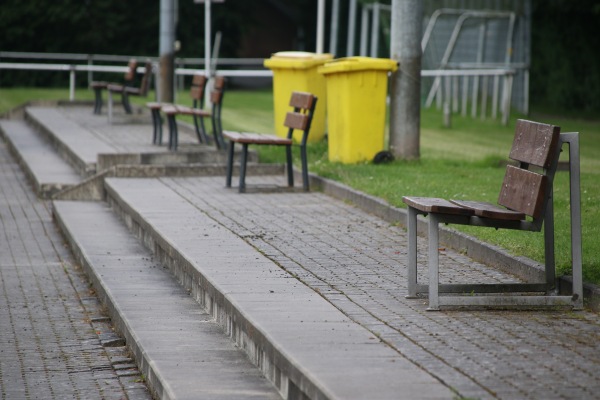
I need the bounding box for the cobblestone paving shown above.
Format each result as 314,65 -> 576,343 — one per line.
162,176 -> 600,400
0,141 -> 150,400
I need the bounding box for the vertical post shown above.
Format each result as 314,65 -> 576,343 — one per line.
346,0 -> 357,56
359,7 -> 369,56
565,134 -> 584,309
370,2 -> 380,58
329,0 -> 340,56
389,0 -> 423,159
316,0 -> 326,53
205,0 -> 211,77
69,67 -> 75,101
406,207 -> 418,298
427,214 -> 440,311
159,0 -> 176,102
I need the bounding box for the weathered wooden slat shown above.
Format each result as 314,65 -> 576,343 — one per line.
289,91 -> 315,109
402,197 -> 475,215
192,74 -> 207,86
284,112 -> 308,130
509,119 -> 560,168
223,131 -> 292,145
449,200 -> 526,221
497,165 -> 547,218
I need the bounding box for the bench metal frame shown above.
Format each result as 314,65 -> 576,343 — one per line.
107,61 -> 153,124
164,76 -> 225,151
406,132 -> 583,310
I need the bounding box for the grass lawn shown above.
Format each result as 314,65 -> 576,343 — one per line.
1,86 -> 599,285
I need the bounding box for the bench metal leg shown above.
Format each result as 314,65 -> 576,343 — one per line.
167,115 -> 178,151
107,90 -> 114,124
286,145 -> 294,188
122,92 -> 133,114
406,207 -> 418,299
239,143 -> 249,193
151,109 -> 163,145
212,114 -> 226,150
193,115 -> 209,144
300,144 -> 309,191
544,195 -> 556,291
93,87 -> 103,114
427,214 -> 440,311
226,141 -> 235,188
563,133 -> 584,309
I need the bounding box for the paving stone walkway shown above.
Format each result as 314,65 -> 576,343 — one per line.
0,140 -> 150,399
157,175 -> 600,400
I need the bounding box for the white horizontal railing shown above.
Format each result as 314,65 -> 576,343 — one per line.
0,61 -> 272,101
0,54 -> 515,125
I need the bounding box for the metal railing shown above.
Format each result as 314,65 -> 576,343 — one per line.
0,51 -> 269,98
1,52 -> 515,125
422,68 -> 515,125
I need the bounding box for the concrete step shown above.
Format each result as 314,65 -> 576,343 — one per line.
53,200 -> 282,400
25,107 -> 113,177
101,177 -> 453,400
0,120 -> 81,198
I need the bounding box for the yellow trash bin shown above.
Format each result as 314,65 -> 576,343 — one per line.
318,57 -> 398,163
264,51 -> 332,143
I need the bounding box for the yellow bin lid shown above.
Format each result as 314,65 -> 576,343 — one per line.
318,57 -> 399,75
264,51 -> 333,69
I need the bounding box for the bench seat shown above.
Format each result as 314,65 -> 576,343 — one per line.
222,132 -> 292,146
162,105 -> 211,118
403,197 -> 526,220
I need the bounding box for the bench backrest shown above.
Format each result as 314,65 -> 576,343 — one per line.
124,59 -> 138,83
284,92 -> 318,145
497,119 -> 561,219
138,61 -> 153,97
190,74 -> 208,108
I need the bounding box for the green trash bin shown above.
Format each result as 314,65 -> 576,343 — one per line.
264,51 -> 332,143
318,57 -> 398,163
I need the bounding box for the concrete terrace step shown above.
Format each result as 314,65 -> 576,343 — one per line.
52,200 -> 281,400
25,107 -> 114,177
101,177 -> 453,400
0,120 -> 81,198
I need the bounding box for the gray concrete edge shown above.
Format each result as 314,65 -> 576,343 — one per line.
103,180 -> 338,400
54,163 -> 285,201
51,201 -> 176,400
24,108 -> 95,177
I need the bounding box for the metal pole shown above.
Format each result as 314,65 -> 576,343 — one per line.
360,6 -> 369,56
346,0 -> 357,56
370,2 -> 380,58
316,0 -> 326,53
389,0 -> 423,159
159,0 -> 175,102
69,67 -> 75,101
329,0 -> 340,56
205,0 -> 211,77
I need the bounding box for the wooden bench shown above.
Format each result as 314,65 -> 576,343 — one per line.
402,119 -> 583,310
90,59 -> 137,115
162,76 -> 226,151
223,91 -> 317,193
106,61 -> 153,123
146,74 -> 208,145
